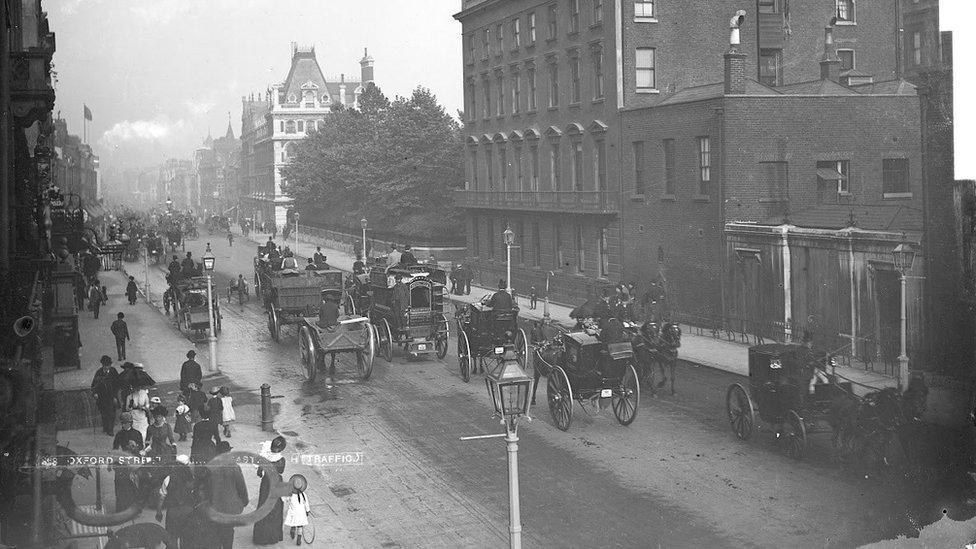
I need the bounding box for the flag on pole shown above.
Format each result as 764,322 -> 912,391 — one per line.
83,104 -> 92,121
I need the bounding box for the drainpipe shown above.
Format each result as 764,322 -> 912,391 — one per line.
780,224 -> 792,341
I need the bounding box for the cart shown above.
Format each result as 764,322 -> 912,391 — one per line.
455,298 -> 527,383
298,314 -> 376,382
534,326 -> 640,431
174,277 -> 221,336
367,264 -> 449,361
265,269 -> 354,342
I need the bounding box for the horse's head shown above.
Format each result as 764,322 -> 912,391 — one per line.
640,321 -> 660,340
662,323 -> 681,347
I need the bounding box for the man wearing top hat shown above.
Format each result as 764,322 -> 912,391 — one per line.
91,355 -> 119,435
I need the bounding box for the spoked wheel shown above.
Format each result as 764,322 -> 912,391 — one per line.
782,410 -> 807,460
457,327 -> 472,383
299,326 -> 318,382
547,366 -> 573,431
434,313 -> 450,360
344,293 -> 356,316
612,363 -> 640,426
379,318 -> 393,363
726,383 -> 755,441
358,322 -> 375,380
267,306 -> 280,342
513,327 -> 528,366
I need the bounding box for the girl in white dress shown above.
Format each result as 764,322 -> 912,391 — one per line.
124,387 -> 150,442
283,474 -> 311,545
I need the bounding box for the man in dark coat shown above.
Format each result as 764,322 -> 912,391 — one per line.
111,312 -> 130,361
353,255 -> 365,275
313,247 -> 327,268
208,441 -> 249,548
189,412 -> 220,464
304,258 -> 318,271
89,283 -> 103,319
125,276 -> 138,305
207,387 -> 224,425
487,279 -> 515,311
181,252 -> 196,277
168,255 -> 182,281
92,355 -> 120,435
155,454 -> 195,547
180,350 -> 202,395
399,245 -> 417,266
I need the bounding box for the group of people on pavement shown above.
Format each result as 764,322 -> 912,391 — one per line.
449,264 -> 473,295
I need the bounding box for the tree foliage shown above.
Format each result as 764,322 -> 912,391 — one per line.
282,85 -> 463,239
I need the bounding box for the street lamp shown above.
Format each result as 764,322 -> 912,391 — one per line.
503,226 -> 515,294
166,197 -> 173,212
361,217 -> 368,259
462,350 -> 533,549
202,243 -> 220,374
543,271 -> 555,324
891,241 -> 917,390
294,211 -> 300,258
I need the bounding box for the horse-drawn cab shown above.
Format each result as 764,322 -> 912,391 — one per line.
455,296 -> 527,383
534,327 -> 640,431
368,263 -> 449,361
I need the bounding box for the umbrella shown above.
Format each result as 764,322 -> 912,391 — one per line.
117,362 -> 155,391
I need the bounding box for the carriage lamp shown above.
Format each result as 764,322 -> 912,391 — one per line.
485,353 -> 533,422
891,240 -> 917,391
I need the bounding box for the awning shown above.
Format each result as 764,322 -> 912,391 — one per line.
816,167 -> 845,180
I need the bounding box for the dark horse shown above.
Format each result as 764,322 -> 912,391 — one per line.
630,321 -> 682,395
531,335 -> 563,405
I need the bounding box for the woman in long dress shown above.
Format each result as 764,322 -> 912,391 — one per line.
252,436 -> 287,545
124,386 -> 151,442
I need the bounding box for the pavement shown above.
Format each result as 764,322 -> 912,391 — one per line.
232,225 -> 897,395
53,265 -> 363,548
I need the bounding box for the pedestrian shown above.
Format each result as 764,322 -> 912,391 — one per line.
180,350 -> 202,395
304,257 -> 317,271
75,275 -> 87,311
529,286 -> 538,310
399,245 -> 417,266
449,265 -> 458,295
168,255 -> 181,281
463,265 -> 472,295
253,436 -> 287,545
209,440 -> 248,549
189,406 -> 220,464
387,244 -> 402,266
284,474 -> 311,546
145,406 -> 175,459
174,395 -> 192,441
163,286 -> 174,315
207,386 -> 224,425
112,412 -> 143,513
313,246 -> 327,267
91,355 -> 120,435
89,283 -> 102,319
219,386 -> 235,438
122,375 -> 151,442
353,254 -> 365,275
185,382 -> 207,423
111,312 -> 130,361
155,454 -> 195,547
270,223 -> 277,240
126,276 -> 138,305
227,232 -> 234,247
101,285 -> 109,306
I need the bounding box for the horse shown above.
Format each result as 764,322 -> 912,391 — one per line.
631,321 -> 681,395
530,337 -> 564,405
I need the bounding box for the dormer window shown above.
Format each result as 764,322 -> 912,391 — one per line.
303,90 -> 315,108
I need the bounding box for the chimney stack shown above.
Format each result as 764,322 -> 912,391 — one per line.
820,26 -> 841,82
725,11 -> 747,94
360,47 -> 375,84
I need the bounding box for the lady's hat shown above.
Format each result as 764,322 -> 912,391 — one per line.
270,435 -> 287,453
149,396 -> 162,405
186,350 -> 196,359
209,386 -> 221,395
175,454 -> 190,465
119,411 -> 133,424
289,474 -> 308,492
187,381 -> 199,390
99,355 -> 113,366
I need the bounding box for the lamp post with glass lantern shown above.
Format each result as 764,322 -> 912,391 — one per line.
202,244 -> 219,373
891,241 -> 917,390
166,197 -> 173,212
543,270 -> 554,324
460,348 -> 533,549
361,217 -> 368,259
503,226 -> 515,294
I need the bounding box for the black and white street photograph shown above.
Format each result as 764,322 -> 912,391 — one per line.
0,1 -> 974,547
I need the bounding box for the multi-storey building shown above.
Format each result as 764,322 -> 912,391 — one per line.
454,0 -> 903,304
240,44 -> 374,228
897,0 -> 946,83
196,120 -> 240,219
52,117 -> 99,207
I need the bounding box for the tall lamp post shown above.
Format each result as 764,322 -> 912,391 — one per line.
293,212 -> 300,258
166,197 -> 173,212
460,350 -> 533,549
202,244 -> 220,373
361,217 -> 368,258
543,270 -> 554,324
891,241 -> 917,391
503,226 -> 515,294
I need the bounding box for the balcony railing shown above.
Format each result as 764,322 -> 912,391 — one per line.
454,189 -> 619,214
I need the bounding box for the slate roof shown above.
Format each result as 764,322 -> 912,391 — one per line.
848,79 -> 917,95
763,204 -> 923,232
657,80 -> 777,106
775,79 -> 859,95
281,49 -> 331,103
657,76 -> 915,108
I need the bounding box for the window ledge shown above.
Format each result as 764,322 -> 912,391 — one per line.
567,30 -> 580,38
636,88 -> 661,94
511,112 -> 522,119
835,20 -> 857,26
548,106 -> 560,111
589,22 -> 604,30
568,101 -> 582,108
546,37 -> 558,44
630,194 -> 645,202
496,115 -> 506,120
634,17 -> 658,23
526,42 -> 537,50
660,194 -> 676,202
757,198 -> 788,204
692,195 -> 711,202
591,96 -> 606,104
511,47 -> 521,54
526,109 -> 538,115
883,192 -> 913,199
838,191 -> 852,197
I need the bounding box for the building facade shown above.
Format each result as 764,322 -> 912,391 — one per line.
454,0 -> 903,304
240,44 -> 374,229
196,119 -> 240,220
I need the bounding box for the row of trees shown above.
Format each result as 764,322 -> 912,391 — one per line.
281,83 -> 464,241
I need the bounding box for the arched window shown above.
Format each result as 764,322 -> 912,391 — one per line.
303,90 -> 315,108
285,120 -> 296,134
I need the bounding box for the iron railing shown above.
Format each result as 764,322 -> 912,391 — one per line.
454,189 -> 620,214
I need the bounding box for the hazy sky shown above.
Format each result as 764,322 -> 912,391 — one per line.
50,1 -> 974,177
49,0 -> 463,171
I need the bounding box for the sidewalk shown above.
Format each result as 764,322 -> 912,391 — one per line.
234,225 -> 896,394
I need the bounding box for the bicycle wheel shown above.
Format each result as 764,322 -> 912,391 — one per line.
302,522 -> 315,543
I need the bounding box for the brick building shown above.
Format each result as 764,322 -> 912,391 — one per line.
195,118 -> 240,219
52,117 -> 99,207
240,44 -> 374,230
454,0 -> 904,304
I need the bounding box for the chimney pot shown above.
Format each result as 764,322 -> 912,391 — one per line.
820,25 -> 841,82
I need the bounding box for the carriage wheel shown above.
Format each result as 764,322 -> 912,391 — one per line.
725,383 -> 755,441
457,328 -> 472,383
547,366 -> 573,431
434,313 -> 450,360
359,322 -> 375,381
344,293 -> 356,316
380,319 -> 393,363
268,306 -> 280,342
612,363 -> 640,426
782,410 -> 807,460
514,328 -> 528,366
299,326 -> 318,382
